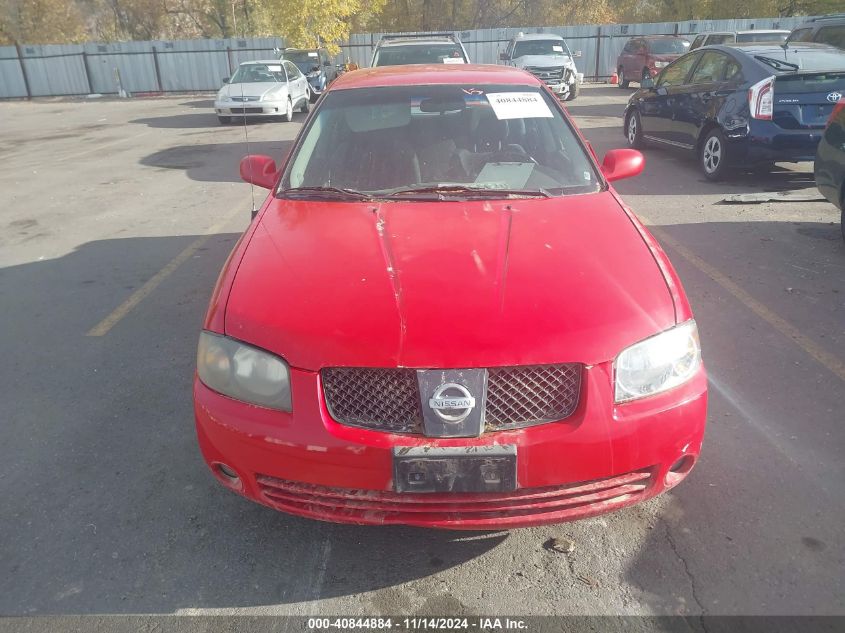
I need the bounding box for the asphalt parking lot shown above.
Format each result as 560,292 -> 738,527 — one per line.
0,84 -> 843,618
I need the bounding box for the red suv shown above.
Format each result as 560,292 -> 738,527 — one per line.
617,35 -> 690,88
194,64 -> 707,529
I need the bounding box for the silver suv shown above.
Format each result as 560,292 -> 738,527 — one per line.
371,33 -> 470,67
499,33 -> 580,101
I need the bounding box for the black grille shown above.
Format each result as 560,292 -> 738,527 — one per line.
230,107 -> 263,114
485,364 -> 581,430
526,66 -> 566,84
322,365 -> 581,435
322,367 -> 423,434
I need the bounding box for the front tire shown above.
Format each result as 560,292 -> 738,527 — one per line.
618,67 -> 629,89
283,98 -> 293,123
300,92 -> 310,113
700,128 -> 729,181
626,110 -> 644,149
217,115 -> 231,124
565,81 -> 578,101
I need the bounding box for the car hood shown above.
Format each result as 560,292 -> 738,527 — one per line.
218,82 -> 286,99
514,55 -> 575,69
224,193 -> 676,370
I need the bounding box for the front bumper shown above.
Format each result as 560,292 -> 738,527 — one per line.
194,362 -> 707,529
214,101 -> 285,117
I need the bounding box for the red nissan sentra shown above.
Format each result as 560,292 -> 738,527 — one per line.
194,64 -> 707,529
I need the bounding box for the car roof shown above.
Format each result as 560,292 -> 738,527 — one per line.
722,41 -> 837,53
283,47 -> 322,52
378,37 -> 457,47
639,34 -> 687,39
698,30 -> 789,35
513,33 -> 564,41
239,60 -> 284,65
330,64 -> 540,91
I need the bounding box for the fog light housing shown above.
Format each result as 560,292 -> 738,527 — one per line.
665,455 -> 696,487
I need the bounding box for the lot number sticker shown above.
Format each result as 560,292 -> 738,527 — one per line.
486,92 -> 553,120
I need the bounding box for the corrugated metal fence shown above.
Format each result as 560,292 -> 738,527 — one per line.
0,37 -> 284,98
0,16 -> 816,99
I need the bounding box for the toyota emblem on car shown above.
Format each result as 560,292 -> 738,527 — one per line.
428,383 -> 476,423
827,92 -> 843,103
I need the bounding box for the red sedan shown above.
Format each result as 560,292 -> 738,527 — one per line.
194,64 -> 707,529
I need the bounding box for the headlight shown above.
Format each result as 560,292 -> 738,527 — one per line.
197,331 -> 292,411
307,71 -> 320,78
614,320 -> 701,403
654,61 -> 669,68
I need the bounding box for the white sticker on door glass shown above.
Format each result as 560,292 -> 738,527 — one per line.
486,92 -> 554,120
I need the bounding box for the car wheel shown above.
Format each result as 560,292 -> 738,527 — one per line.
700,128 -> 729,181
565,81 -> 578,101
626,110 -> 644,149
310,90 -> 319,103
301,92 -> 310,113
283,98 -> 293,123
217,115 -> 231,124
618,67 -> 629,89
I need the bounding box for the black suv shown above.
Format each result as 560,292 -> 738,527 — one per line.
787,15 -> 845,50
282,48 -> 338,102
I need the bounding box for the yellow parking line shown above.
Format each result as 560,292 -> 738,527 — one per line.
640,216 -> 845,383
86,202 -> 248,337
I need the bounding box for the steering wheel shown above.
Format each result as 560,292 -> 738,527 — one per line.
488,149 -> 537,164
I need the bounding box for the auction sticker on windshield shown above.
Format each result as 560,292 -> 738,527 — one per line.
486,92 -> 553,120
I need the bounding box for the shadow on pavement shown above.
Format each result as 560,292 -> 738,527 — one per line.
131,112 -> 308,129
141,141 -> 294,183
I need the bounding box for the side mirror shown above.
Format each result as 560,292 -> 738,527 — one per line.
239,155 -> 279,190
574,50 -> 582,58
641,76 -> 655,89
499,52 -> 508,61
602,149 -> 644,182
222,77 -> 230,84
311,65 -> 320,73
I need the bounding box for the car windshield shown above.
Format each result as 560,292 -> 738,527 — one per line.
374,43 -> 465,66
281,84 -> 600,199
229,64 -> 284,83
754,48 -> 845,73
513,40 -> 570,57
283,51 -> 320,73
649,39 -> 690,54
737,32 -> 788,43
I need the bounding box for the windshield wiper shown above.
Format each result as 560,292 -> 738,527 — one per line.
754,55 -> 799,71
278,186 -> 371,201
383,185 -> 552,199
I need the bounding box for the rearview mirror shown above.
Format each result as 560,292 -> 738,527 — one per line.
602,149 -> 644,182
641,76 -> 655,89
499,52 -> 508,61
239,155 -> 279,190
222,77 -> 230,84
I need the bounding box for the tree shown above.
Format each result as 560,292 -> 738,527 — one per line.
0,0 -> 87,44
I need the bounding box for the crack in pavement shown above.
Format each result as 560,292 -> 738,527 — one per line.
664,521 -> 709,631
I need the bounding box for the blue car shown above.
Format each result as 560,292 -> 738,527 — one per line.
623,42 -> 845,180
282,48 -> 338,102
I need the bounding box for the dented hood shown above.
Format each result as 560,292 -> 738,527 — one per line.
224,193 -> 675,370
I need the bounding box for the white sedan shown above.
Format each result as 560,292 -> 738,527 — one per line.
214,60 -> 310,124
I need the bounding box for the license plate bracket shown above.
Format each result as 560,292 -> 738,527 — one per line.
393,445 -> 517,493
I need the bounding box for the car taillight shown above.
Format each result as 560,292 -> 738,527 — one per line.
830,98 -> 845,124
748,76 -> 775,120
